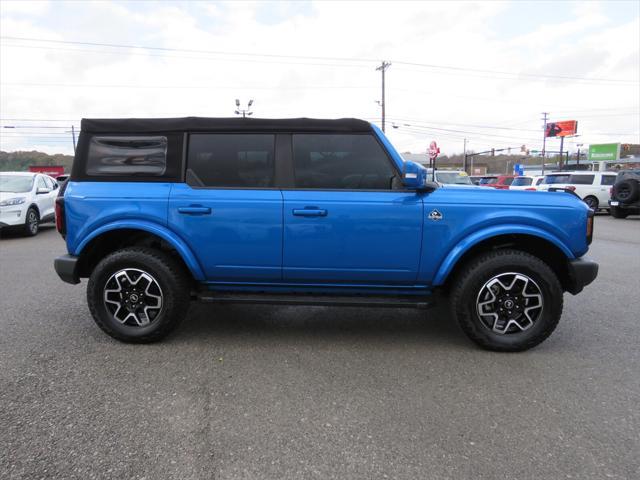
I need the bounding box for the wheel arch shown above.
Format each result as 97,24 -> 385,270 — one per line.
74,222 -> 205,281
435,228 -> 575,292
27,203 -> 40,217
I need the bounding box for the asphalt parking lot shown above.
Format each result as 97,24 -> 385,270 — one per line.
1,216 -> 639,480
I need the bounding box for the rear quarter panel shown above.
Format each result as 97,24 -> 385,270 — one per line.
64,181 -> 172,255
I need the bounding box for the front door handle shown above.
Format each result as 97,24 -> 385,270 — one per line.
292,208 -> 327,217
178,205 -> 212,215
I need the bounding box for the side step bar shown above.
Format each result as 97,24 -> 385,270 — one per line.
197,292 -> 431,309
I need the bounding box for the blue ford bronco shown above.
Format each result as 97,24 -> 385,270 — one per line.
54,117 -> 598,351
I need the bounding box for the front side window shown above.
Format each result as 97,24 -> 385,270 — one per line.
292,134 -> 396,189
502,177 -> 515,186
543,174 -> 570,184
87,136 -> 167,176
569,174 -> 595,185
37,176 -> 48,190
187,134 -> 275,188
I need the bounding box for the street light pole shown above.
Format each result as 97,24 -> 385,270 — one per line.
541,112 -> 549,176
234,99 -> 254,118
463,138 -> 467,173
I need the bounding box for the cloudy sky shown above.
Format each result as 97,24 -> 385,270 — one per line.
1,0 -> 638,156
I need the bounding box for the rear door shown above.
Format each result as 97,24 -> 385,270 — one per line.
168,133 -> 283,282
599,174 -> 616,205
281,133 -> 423,285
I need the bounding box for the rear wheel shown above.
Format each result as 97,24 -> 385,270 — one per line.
450,249 -> 563,352
87,247 -> 190,343
23,207 -> 39,237
610,206 -> 629,219
583,196 -> 598,210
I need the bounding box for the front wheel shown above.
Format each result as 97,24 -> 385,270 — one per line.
87,247 -> 190,343
450,250 -> 564,352
23,207 -> 39,236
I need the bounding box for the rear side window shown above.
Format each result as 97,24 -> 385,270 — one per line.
87,136 -> 167,176
511,177 -> 532,186
502,177 -> 515,185
292,134 -> 396,189
187,134 -> 275,188
479,177 -> 497,185
569,174 -> 595,185
600,175 -> 615,185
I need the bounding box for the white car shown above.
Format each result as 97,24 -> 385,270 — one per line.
0,172 -> 59,236
537,171 -> 617,210
423,169 -> 476,187
509,175 -> 544,191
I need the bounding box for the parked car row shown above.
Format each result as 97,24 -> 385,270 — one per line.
467,171 -> 620,213
0,171 -> 63,236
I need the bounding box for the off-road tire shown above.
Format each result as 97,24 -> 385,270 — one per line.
23,207 -> 39,237
87,247 -> 190,343
450,249 -> 564,352
614,179 -> 639,204
610,206 -> 629,219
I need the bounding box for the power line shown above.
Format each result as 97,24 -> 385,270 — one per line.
2,36 -> 637,85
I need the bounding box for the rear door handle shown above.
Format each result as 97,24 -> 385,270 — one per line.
292,208 -> 327,217
178,205 -> 212,215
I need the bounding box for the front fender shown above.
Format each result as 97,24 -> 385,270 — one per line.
432,224 -> 575,286
74,220 -> 205,281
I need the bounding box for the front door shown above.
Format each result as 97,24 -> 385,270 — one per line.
168,133 -> 282,282
282,133 -> 423,284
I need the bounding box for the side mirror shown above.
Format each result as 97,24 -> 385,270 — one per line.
403,160 -> 438,193
36,187 -> 50,195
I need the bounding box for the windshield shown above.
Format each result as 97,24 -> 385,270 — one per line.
543,174 -> 571,184
436,172 -> 473,185
0,175 -> 34,193
511,177 -> 532,186
479,177 -> 497,185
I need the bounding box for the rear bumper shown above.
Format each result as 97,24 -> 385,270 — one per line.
54,254 -> 80,284
566,257 -> 598,295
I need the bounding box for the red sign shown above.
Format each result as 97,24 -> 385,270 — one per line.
545,120 -> 578,138
428,141 -> 440,160
28,165 -> 65,177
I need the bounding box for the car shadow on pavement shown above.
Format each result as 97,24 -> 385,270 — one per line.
171,295 -> 469,349
0,223 -> 56,239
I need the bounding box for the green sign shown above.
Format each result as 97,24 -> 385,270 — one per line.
588,143 -> 620,162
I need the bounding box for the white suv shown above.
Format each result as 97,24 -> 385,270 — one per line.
0,172 -> 59,236
538,171 -> 617,210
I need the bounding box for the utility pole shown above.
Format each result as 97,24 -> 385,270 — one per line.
71,125 -> 76,152
235,99 -> 254,118
376,61 -> 391,132
541,112 -> 549,175
576,143 -> 583,166
463,138 -> 467,173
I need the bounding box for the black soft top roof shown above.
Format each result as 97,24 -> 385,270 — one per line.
80,117 -> 373,134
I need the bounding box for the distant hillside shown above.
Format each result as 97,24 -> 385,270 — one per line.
0,151 -> 74,172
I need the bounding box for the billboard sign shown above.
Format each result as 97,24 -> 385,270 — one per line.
588,143 -> 620,162
545,120 -> 578,138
